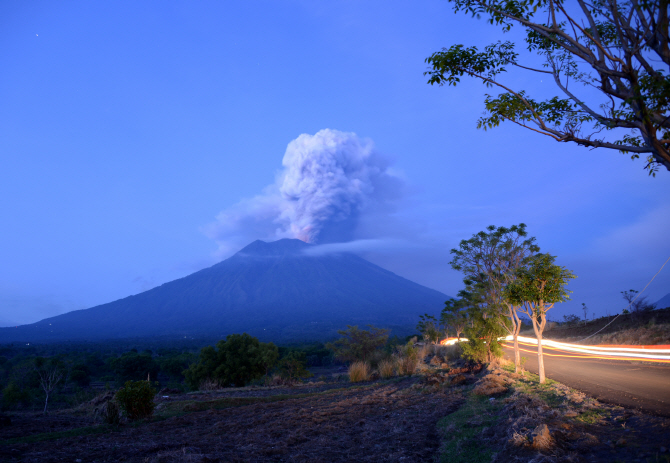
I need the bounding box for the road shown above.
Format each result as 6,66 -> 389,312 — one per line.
502,342 -> 670,417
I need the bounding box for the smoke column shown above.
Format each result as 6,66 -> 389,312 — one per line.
206,129 -> 403,256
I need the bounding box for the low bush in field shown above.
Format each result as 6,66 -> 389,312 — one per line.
115,380 -> 157,421
348,362 -> 370,382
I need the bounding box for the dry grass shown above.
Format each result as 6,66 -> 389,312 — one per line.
199,379 -> 222,391
348,361 -> 371,382
473,374 -> 509,397
378,359 -> 396,378
395,354 -> 419,376
578,323 -> 670,345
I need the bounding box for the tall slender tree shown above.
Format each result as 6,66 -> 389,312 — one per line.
505,253 -> 576,383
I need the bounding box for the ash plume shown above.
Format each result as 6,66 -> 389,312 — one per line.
205,129 -> 403,257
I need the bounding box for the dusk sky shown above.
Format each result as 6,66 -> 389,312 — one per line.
1,0 -> 668,328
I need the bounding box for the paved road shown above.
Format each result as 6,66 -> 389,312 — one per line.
502,343 -> 670,417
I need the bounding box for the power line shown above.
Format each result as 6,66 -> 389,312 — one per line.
577,254 -> 670,343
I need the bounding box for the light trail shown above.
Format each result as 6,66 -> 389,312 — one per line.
440,336 -> 670,363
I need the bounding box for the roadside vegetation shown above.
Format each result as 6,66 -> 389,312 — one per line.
2,332 -> 668,463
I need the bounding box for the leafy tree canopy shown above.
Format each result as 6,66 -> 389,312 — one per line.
425,0 -> 670,175
183,333 -> 278,389
326,325 -> 390,363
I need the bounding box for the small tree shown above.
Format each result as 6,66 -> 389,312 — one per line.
278,351 -> 312,382
450,223 -> 539,372
34,357 -> 67,415
621,289 -> 657,313
416,314 -> 442,343
183,333 -> 278,389
441,297 -> 470,339
505,253 -> 576,383
582,303 -> 589,324
326,325 -> 389,363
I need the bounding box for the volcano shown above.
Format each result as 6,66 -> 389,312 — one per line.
0,239 -> 449,342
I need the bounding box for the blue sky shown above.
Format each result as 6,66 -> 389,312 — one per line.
1,0 -> 668,327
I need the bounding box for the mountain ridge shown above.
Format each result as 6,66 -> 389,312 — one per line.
0,239 -> 449,343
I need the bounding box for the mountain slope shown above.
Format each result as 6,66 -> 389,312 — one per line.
656,292 -> 670,310
0,239 -> 449,342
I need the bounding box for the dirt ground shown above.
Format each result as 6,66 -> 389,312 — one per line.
1,362 -> 669,463
0,376 -> 464,463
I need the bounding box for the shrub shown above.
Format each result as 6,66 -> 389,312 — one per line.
1,382 -> 31,410
348,362 -> 370,382
278,351 -> 313,382
378,359 -> 395,378
184,333 -> 278,389
115,380 -> 157,421
326,325 -> 389,363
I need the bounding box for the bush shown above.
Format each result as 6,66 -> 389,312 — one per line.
278,351 -> 313,382
1,382 -> 31,410
115,380 -> 157,421
348,362 -> 370,382
326,325 -> 389,363
183,333 -> 278,389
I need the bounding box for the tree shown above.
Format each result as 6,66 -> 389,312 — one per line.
278,351 -> 313,381
111,351 -> 160,384
34,357 -> 67,414
425,1 -> 670,175
582,302 -> 589,324
326,325 -> 390,363
184,334 -> 278,389
458,285 -> 510,363
621,289 -> 657,312
416,314 -> 443,343
441,297 -> 470,339
449,224 -> 539,372
505,253 -> 576,383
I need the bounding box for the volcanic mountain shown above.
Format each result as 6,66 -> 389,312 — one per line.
0,239 -> 449,342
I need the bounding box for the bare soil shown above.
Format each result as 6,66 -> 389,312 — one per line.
0,376 -> 463,462
1,361 -> 669,463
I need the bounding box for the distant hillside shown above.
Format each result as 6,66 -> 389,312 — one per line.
0,239 -> 449,343
541,306 -> 670,344
655,292 -> 670,310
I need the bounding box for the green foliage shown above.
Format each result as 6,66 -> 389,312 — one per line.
158,353 -> 195,380
459,308 -> 507,363
114,380 -> 157,421
1,382 -> 31,410
441,298 -> 470,338
416,314 -> 442,343
183,333 -> 278,389
70,364 -> 91,387
425,1 -> 670,174
326,325 -> 390,363
505,253 -> 576,315
111,351 -> 160,384
278,351 -> 312,381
